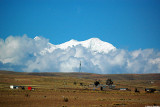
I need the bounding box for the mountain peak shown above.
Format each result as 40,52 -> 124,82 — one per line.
59,38 -> 116,53
34,36 -> 41,41
38,37 -> 116,54
69,39 -> 77,41
56,39 -> 79,49
88,38 -> 101,41
88,37 -> 100,40
80,38 -> 116,53
84,38 -> 105,45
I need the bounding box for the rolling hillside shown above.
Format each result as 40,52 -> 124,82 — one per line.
0,70 -> 160,80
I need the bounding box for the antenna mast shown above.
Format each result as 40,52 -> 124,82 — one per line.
79,61 -> 81,72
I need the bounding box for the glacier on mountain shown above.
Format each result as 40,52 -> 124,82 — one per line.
34,36 -> 116,55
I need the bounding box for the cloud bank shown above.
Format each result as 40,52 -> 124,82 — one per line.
0,35 -> 160,74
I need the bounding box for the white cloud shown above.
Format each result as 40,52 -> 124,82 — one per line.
0,35 -> 160,74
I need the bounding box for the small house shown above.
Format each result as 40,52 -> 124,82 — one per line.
20,86 -> 25,90
109,85 -> 116,89
145,88 -> 156,93
120,88 -> 129,91
10,85 -> 14,89
10,85 -> 19,89
15,86 -> 19,89
28,87 -> 32,90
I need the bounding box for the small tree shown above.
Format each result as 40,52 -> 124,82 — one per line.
94,81 -> 100,87
106,79 -> 113,85
73,81 -> 77,85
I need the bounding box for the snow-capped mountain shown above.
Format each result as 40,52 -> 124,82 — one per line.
57,38 -> 116,53
34,36 -> 116,54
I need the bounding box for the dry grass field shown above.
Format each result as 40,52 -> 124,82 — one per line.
0,70 -> 160,107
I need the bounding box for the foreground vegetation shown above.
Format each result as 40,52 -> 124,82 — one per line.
0,70 -> 160,107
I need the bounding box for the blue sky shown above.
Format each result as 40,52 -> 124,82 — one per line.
0,0 -> 160,50
0,0 -> 160,74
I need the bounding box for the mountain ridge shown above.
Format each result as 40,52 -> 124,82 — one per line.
1,70 -> 160,80
34,37 -> 116,54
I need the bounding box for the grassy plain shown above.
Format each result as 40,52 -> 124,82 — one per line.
0,70 -> 160,107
